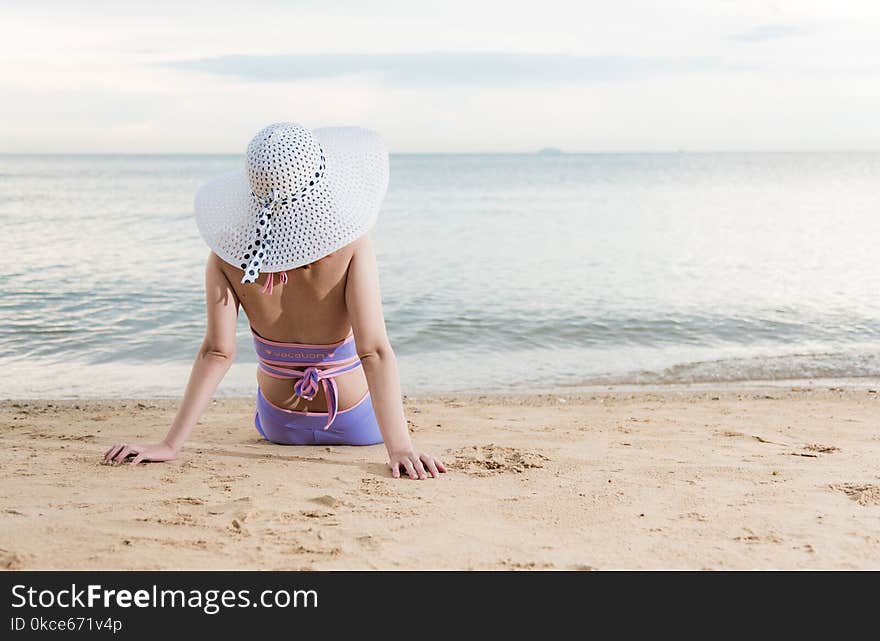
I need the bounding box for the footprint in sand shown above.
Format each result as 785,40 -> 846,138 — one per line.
310,495 -> 341,509
356,534 -> 381,550
805,443 -> 840,454
450,444 -> 549,477
145,514 -> 202,527
734,528 -> 783,544
276,512 -> 302,523
157,496 -> 206,509
230,518 -> 248,534
830,483 -> 880,506
0,548 -> 26,569
284,544 -> 342,557
205,496 -> 253,513
202,496 -> 256,534
301,510 -> 334,519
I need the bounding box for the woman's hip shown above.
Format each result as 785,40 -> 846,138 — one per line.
254,387 -> 383,446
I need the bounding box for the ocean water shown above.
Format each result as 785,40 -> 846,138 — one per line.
2,152 -> 880,398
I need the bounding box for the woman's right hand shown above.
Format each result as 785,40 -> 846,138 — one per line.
103,441 -> 178,466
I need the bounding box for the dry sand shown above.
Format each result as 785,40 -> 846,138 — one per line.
1,386 -> 879,570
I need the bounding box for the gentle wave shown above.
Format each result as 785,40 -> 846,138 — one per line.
2,152 -> 880,396
596,350 -> 880,386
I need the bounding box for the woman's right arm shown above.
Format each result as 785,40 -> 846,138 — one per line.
103,253 -> 239,465
344,235 -> 446,480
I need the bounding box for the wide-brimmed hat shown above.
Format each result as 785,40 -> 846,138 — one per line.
194,122 -> 389,283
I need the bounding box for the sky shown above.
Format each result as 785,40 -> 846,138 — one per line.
1,0 -> 880,153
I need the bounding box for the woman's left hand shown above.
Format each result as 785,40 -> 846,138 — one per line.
103,441 -> 178,465
388,449 -> 447,479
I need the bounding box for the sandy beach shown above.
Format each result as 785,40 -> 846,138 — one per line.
1,385 -> 879,570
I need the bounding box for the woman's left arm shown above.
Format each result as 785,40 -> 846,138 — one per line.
103,253 -> 239,465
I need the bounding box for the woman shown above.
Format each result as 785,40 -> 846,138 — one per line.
103,122 -> 446,480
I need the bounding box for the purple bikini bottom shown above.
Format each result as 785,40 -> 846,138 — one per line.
254,388 -> 383,446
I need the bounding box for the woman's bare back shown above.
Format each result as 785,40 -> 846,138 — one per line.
215,244 -> 368,413
104,122 -> 445,477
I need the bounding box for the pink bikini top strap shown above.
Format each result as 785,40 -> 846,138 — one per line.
259,271 -> 288,296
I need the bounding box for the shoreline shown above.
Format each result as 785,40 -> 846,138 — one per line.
4,376 -> 880,402
2,386 -> 879,570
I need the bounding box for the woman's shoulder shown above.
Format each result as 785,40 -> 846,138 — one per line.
207,251 -> 235,274
206,252 -> 242,290
347,233 -> 374,260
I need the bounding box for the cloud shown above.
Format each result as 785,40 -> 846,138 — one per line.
164,52 -> 723,86
731,23 -> 803,43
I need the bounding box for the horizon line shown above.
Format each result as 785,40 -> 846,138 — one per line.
2,149 -> 880,156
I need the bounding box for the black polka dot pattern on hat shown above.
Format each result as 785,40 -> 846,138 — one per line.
238,123 -> 330,284
195,124 -> 389,277
240,188 -> 278,283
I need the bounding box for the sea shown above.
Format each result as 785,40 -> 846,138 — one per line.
2,152 -> 880,398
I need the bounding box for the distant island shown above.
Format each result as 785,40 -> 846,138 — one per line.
538,147 -> 563,155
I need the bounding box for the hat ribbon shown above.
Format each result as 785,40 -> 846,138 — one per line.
241,188 -> 288,285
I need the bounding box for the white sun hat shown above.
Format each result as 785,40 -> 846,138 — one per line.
194,122 -> 389,285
